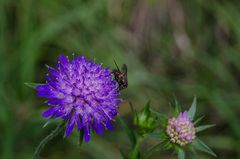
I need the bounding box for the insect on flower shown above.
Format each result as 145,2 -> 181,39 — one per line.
112,60 -> 128,91
36,55 -> 122,142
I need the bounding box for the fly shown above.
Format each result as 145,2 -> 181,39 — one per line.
113,60 -> 128,90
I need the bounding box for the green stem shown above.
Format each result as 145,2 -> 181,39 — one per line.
130,136 -> 143,159
32,121 -> 66,159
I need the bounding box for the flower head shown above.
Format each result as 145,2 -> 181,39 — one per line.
36,55 -> 121,142
133,102 -> 157,135
166,111 -> 196,146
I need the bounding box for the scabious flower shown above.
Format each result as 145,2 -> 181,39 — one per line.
36,55 -> 122,142
166,111 -> 196,146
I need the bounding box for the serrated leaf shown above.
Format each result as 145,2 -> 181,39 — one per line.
117,117 -> 136,148
192,138 -> 217,157
196,124 -> 215,133
177,148 -> 185,159
194,116 -> 205,125
25,82 -> 43,89
188,96 -> 197,120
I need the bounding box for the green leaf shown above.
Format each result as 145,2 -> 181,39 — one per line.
150,109 -> 168,119
177,148 -> 185,159
130,102 -> 137,117
147,130 -> 167,139
163,141 -> 172,150
24,82 -> 43,89
194,116 -> 205,125
190,147 -> 198,159
143,100 -> 151,116
196,124 -> 215,133
117,117 -> 137,148
192,138 -> 217,157
43,117 -> 55,128
142,141 -> 165,159
130,141 -> 140,159
119,149 -> 128,159
175,99 -> 181,115
188,96 -> 197,120
33,121 -> 66,159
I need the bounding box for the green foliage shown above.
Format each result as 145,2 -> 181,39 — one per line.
192,138 -> 217,157
117,117 -> 137,149
193,116 -> 205,125
142,141 -> 166,159
175,99 -> 182,115
177,148 -> 185,159
42,117 -> 56,128
133,101 -> 158,135
196,124 -> 216,133
120,149 -> 128,159
33,121 -> 66,159
142,98 -> 216,159
188,97 -> 197,121
24,82 -> 43,89
146,130 -> 167,139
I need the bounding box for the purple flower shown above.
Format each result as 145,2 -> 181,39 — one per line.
36,55 -> 122,142
166,111 -> 196,146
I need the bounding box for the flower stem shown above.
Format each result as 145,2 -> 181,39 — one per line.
130,136 -> 143,159
32,121 -> 66,159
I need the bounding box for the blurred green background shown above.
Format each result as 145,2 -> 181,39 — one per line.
0,0 -> 240,158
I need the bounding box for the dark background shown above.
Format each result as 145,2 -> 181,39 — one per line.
0,0 -> 239,159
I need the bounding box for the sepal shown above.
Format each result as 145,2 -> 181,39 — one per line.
25,82 -> 44,89
196,124 -> 216,133
188,96 -> 197,121
177,148 -> 185,159
191,138 -> 217,157
133,101 -> 158,135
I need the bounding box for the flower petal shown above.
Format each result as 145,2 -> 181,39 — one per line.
84,124 -> 91,142
104,120 -> 114,130
92,119 -> 103,135
65,119 -> 75,136
42,107 -> 57,118
59,55 -> 70,66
